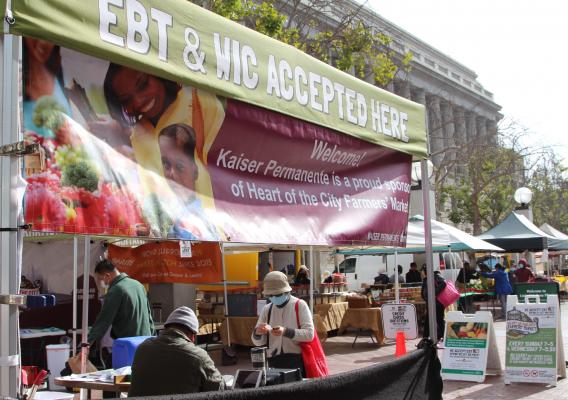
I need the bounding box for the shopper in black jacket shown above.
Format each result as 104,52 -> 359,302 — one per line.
421,268 -> 447,341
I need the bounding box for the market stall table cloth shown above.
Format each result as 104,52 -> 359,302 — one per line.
221,316 -> 328,346
314,302 -> 348,332
338,308 -> 384,344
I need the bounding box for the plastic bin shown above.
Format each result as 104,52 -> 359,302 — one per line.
45,344 -> 70,390
34,391 -> 74,400
112,336 -> 153,369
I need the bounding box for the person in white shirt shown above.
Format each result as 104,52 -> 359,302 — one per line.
251,271 -> 314,377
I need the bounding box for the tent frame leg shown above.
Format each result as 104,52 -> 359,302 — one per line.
421,159 -> 437,342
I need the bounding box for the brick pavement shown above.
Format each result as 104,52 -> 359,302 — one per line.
212,304 -> 568,400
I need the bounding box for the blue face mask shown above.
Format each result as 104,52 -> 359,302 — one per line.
269,293 -> 289,306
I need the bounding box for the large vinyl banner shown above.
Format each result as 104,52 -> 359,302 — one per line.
108,242 -> 222,284
23,41 -> 412,245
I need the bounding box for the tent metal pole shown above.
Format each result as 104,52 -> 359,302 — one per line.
72,236 -> 78,356
421,159 -> 437,342
221,243 -> 230,347
309,246 -> 314,315
80,236 -> 90,378
448,246 -> 453,277
394,249 -> 399,303
0,32 -> 22,398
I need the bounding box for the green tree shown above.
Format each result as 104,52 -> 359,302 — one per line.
191,0 -> 411,87
529,156 -> 568,232
436,118 -> 549,234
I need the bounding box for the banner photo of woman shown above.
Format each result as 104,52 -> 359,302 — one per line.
22,39 -> 413,246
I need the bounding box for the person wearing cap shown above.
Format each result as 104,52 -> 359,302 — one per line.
514,258 -> 535,283
252,271 -> 315,376
129,306 -> 225,396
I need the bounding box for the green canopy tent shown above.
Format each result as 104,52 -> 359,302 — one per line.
539,223 -> 568,251
477,212 -> 555,252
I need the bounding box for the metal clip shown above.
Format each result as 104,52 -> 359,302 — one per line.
0,294 -> 26,306
0,224 -> 32,232
0,141 -> 39,156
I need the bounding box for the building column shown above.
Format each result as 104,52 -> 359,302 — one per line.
411,88 -> 427,106
477,116 -> 487,141
466,112 -> 477,143
486,119 -> 498,145
395,80 -> 411,99
441,101 -> 456,165
454,107 -> 467,146
427,95 -> 443,166
453,107 -> 467,178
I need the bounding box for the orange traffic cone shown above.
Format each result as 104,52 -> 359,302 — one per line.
395,331 -> 407,358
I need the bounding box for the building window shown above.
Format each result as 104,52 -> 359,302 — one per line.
452,72 -> 461,80
438,65 -> 448,74
425,58 -> 435,68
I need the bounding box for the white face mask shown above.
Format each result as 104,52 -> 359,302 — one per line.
99,280 -> 108,289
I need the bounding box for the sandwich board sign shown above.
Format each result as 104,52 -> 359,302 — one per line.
381,303 -> 418,340
514,283 -> 558,303
441,311 -> 501,382
505,294 -> 566,386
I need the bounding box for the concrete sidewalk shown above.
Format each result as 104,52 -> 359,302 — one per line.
213,304 -> 568,399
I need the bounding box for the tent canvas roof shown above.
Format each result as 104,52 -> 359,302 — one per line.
539,223 -> 568,251
477,212 -> 555,251
539,223 -> 568,240
338,215 -> 501,255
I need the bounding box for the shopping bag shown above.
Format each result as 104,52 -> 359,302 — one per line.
294,301 -> 329,378
436,280 -> 460,308
67,354 -> 98,374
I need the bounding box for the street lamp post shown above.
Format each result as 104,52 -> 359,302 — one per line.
514,187 -> 533,220
410,160 -> 434,216
514,186 -> 535,266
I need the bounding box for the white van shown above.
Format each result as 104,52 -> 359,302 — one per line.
337,254 -> 414,291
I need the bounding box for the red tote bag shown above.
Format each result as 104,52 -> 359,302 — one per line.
295,301 -> 329,378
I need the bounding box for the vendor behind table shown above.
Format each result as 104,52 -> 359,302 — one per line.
87,260 -> 154,354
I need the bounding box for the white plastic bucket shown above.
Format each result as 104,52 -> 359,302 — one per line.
45,344 -> 70,390
34,391 -> 74,400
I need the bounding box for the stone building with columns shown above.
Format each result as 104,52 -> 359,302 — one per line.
275,0 -> 502,222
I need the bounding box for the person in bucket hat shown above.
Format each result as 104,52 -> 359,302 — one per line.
251,271 -> 315,377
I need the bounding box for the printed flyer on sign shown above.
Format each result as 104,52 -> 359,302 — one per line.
381,303 -> 418,339
505,297 -> 558,385
442,321 -> 489,380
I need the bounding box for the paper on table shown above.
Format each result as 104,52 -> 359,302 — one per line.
66,368 -> 130,383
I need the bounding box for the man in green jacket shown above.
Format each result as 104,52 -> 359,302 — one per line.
129,306 -> 225,396
87,260 -> 154,345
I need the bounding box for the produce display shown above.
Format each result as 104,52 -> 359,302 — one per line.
463,279 -> 494,292
446,322 -> 488,339
376,287 -> 423,303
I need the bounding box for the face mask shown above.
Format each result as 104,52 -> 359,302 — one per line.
269,293 -> 289,306
99,280 -> 108,289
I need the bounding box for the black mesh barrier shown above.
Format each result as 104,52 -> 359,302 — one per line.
129,342 -> 442,400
